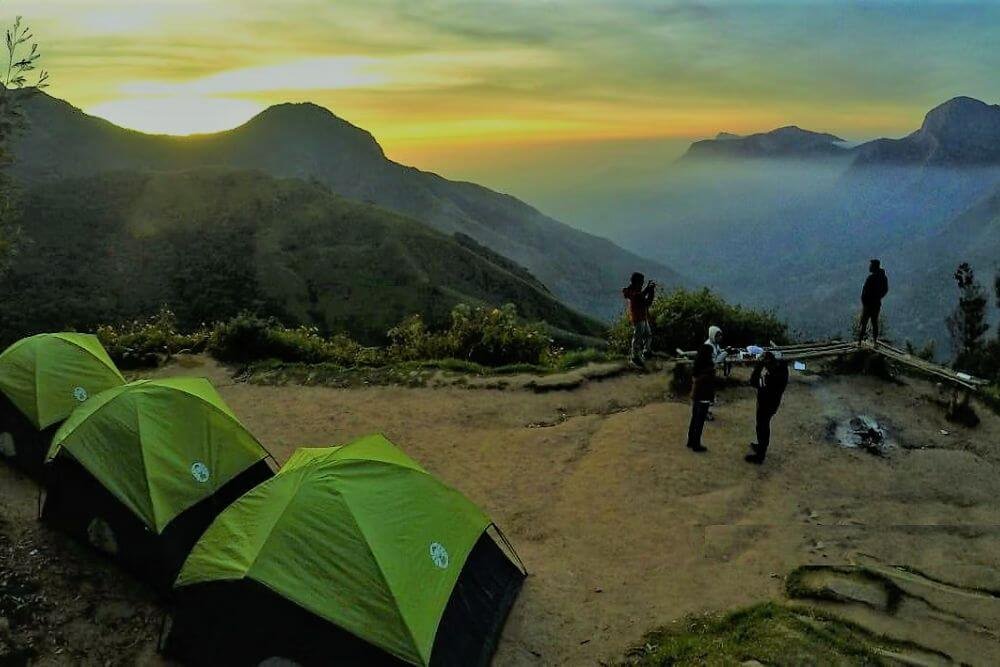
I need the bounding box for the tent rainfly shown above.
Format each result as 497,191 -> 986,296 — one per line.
164,434 -> 526,666
0,333 -> 125,475
42,377 -> 274,591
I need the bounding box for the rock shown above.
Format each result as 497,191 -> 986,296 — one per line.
741,661 -> 766,667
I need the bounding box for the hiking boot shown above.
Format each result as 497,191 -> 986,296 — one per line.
744,453 -> 765,465
688,443 -> 708,453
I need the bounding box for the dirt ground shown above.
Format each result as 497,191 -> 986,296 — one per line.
2,357 -> 999,665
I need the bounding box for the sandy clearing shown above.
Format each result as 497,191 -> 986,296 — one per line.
3,357 -> 999,665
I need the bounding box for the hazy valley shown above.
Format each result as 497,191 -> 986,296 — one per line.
526,97 -> 1000,354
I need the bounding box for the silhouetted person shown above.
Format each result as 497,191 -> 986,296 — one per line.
622,272 -> 656,366
858,259 -> 889,344
745,351 -> 789,465
687,325 -> 726,452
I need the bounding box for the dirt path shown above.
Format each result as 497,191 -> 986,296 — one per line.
3,357 -> 999,665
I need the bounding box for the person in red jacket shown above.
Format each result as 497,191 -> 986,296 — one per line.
622,272 -> 656,366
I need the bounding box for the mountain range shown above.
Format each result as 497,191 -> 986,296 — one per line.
613,95 -> 1000,353
8,91 -> 683,324
683,97 -> 1000,167
682,126 -> 850,160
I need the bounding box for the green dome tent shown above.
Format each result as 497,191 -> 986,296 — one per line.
0,333 -> 125,475
165,434 -> 525,666
42,377 -> 274,591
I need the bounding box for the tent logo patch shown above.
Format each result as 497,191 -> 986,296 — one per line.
73,386 -> 88,402
190,461 -> 210,483
429,542 -> 449,569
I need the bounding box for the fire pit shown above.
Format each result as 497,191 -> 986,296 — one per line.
831,415 -> 892,456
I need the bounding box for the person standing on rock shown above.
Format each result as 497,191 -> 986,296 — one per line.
687,325 -> 726,452
622,272 -> 656,367
745,350 -> 789,465
858,259 -> 889,344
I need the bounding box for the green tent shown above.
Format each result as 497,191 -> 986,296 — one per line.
173,434 -> 524,666
0,333 -> 125,430
48,377 -> 270,533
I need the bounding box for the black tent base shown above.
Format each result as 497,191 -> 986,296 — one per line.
432,530 -> 526,666
41,457 -> 274,595
0,394 -> 58,479
164,532 -> 526,666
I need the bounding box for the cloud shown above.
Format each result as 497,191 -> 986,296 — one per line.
117,49 -> 555,97
7,0 -> 1000,144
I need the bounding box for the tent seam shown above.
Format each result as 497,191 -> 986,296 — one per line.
334,485 -> 427,666
32,339 -> 42,428
156,380 -> 272,463
243,469 -> 310,579
134,406 -> 160,532
56,334 -> 126,382
48,386 -> 128,461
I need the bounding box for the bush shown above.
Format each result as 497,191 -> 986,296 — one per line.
96,307 -> 208,369
207,312 -> 374,365
608,288 -> 789,355
94,303 -> 569,373
388,304 -> 551,367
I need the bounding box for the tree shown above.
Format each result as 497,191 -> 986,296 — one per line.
946,263 -> 989,368
0,14 -> 47,271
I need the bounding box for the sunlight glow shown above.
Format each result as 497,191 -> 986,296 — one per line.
87,96 -> 265,136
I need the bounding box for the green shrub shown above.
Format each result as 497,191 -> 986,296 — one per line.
95,303 -> 576,372
96,307 -> 208,369
207,312 -> 375,365
388,304 -> 551,367
609,287 -> 789,355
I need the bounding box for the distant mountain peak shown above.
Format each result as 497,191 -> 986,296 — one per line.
683,125 -> 849,161
920,96 -> 1000,138
249,101 -> 340,124
244,101 -> 371,135
233,100 -> 386,160
769,125 -> 845,142
853,95 -> 1000,167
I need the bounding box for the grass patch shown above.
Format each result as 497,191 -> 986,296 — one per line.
615,602 -> 943,666
240,353 -> 623,388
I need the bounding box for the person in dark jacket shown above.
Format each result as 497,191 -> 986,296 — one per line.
745,351 -> 789,464
622,272 -> 656,366
858,259 -> 889,344
686,326 -> 725,452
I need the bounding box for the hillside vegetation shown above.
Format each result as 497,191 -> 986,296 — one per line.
9,91 -> 685,320
0,169 -> 603,345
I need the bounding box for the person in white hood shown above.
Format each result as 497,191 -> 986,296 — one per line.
706,326 -> 727,364
687,325 -> 726,452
